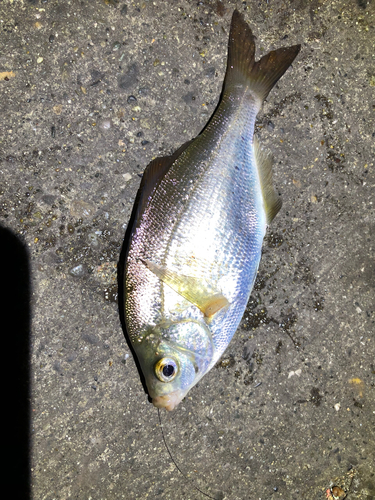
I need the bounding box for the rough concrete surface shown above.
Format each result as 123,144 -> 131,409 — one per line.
1,0 -> 374,499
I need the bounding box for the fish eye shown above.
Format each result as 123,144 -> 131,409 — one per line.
155,357 -> 178,382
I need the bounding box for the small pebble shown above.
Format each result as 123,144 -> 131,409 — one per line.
87,233 -> 99,247
70,200 -> 95,218
100,119 -> 112,130
69,264 -> 85,277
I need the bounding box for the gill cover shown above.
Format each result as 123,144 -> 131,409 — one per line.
136,319 -> 215,410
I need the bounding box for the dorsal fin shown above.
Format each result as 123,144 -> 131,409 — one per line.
135,139 -> 194,222
253,137 -> 282,224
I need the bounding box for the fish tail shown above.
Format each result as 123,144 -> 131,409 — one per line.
224,10 -> 301,103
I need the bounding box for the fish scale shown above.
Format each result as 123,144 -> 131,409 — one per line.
124,10 -> 300,410
129,99 -> 264,344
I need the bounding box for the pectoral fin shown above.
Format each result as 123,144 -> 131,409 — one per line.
141,259 -> 229,318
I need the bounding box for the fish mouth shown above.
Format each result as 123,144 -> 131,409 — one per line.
152,389 -> 185,411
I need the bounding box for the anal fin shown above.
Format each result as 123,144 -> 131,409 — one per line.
254,137 -> 282,224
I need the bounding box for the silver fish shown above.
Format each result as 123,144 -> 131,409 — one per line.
124,10 -> 300,410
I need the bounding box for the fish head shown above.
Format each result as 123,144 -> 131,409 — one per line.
135,319 -> 214,411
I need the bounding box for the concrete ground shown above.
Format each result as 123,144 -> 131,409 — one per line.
1,0 -> 374,499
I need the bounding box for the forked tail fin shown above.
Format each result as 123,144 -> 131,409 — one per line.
224,10 -> 301,103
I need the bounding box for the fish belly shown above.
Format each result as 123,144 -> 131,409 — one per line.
126,93 -> 267,363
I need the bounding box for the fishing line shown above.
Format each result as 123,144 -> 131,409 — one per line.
158,408 -> 216,500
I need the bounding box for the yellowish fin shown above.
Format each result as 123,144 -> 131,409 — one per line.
141,259 -> 229,318
253,137 -> 282,224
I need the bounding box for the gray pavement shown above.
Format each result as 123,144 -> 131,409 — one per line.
1,0 -> 374,499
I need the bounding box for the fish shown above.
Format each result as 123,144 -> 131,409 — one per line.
124,10 -> 300,411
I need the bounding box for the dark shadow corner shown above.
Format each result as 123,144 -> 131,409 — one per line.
0,225 -> 31,499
